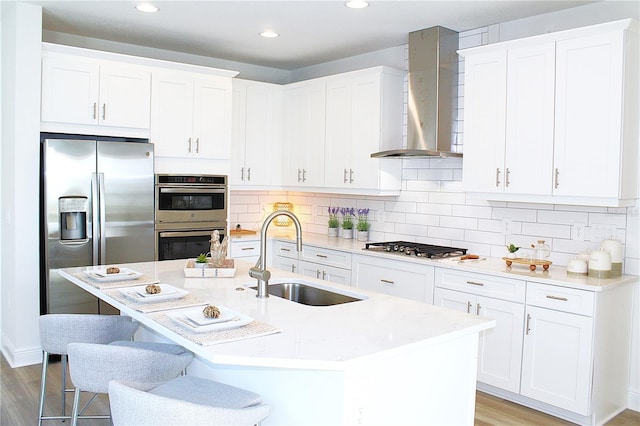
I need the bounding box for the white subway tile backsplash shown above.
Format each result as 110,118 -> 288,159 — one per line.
428,191 -> 466,205
429,226 -> 465,241
453,205 -> 493,219
416,203 -> 452,216
492,207 -> 538,222
464,229 -> 505,245
406,213 -> 439,226
521,223 -> 571,239
440,216 -> 478,230
537,210 -> 589,225
417,168 -> 454,181
405,180 -> 441,192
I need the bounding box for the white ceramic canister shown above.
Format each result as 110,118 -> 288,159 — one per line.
600,239 -> 623,277
566,258 -> 588,277
588,248 -> 612,278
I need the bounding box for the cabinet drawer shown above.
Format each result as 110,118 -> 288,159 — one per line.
230,240 -> 260,258
526,282 -> 594,316
273,240 -> 298,259
435,269 -> 525,303
354,255 -> 434,303
301,245 -> 351,269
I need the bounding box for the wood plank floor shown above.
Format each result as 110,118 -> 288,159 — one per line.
2,354 -> 639,425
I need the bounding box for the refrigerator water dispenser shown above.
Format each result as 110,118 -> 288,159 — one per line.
59,196 -> 87,241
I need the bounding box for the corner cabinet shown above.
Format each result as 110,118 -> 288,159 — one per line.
460,19 -> 639,207
283,67 -> 404,195
151,71 -> 233,160
231,80 -> 284,187
41,50 -> 151,134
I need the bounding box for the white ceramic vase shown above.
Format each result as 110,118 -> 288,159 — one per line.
328,227 -> 338,237
342,229 -> 353,239
357,231 -> 369,242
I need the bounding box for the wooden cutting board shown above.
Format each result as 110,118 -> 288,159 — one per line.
230,229 -> 257,236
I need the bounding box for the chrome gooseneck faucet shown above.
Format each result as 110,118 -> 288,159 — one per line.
249,210 -> 303,298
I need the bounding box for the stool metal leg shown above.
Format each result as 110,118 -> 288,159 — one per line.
61,354 -> 67,418
37,351 -> 48,426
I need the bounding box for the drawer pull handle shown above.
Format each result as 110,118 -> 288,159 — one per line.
526,313 -> 532,335
380,279 -> 395,285
466,301 -> 472,314
241,247 -> 255,251
476,303 -> 481,315
291,265 -> 296,273
316,254 -> 328,259
466,281 -> 484,286
280,248 -> 291,252
546,295 -> 568,302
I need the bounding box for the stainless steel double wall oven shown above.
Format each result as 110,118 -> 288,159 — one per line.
155,174 -> 227,260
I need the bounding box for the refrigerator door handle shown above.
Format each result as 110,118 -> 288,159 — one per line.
98,172 -> 107,265
59,239 -> 90,246
92,173 -> 100,265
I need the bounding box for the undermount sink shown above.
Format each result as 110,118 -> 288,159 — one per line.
248,279 -> 366,306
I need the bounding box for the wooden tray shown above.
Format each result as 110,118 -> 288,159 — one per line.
230,229 -> 257,236
502,257 -> 552,271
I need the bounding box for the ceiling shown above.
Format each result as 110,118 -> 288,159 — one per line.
26,0 -> 600,70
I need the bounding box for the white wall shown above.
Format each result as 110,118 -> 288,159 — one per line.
0,2 -> 43,367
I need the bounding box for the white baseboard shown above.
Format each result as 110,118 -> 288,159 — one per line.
628,388 -> 640,412
1,343 -> 42,368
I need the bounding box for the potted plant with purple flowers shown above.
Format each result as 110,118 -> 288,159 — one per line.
340,207 -> 355,239
327,207 -> 339,237
356,208 -> 370,241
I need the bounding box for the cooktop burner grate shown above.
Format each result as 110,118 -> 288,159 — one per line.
364,241 -> 467,259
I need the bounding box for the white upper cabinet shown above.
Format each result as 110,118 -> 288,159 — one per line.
231,80 -> 283,187
324,68 -> 404,193
284,66 -> 404,195
151,71 -> 232,160
283,81 -> 327,187
460,19 -> 638,207
41,52 -> 151,131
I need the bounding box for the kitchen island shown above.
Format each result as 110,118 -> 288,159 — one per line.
60,259 -> 494,426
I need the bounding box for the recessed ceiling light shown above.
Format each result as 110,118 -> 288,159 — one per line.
259,30 -> 279,38
135,3 -> 159,13
345,1 -> 369,9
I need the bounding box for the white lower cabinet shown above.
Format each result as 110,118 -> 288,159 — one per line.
352,255 -> 434,303
434,269 -> 525,393
299,245 -> 352,285
298,260 -> 351,285
229,238 -> 260,264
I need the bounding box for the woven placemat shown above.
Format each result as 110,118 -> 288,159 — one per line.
73,272 -> 159,290
104,289 -> 208,313
150,312 -> 281,346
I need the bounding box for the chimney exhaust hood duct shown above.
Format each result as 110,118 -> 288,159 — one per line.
372,26 -> 461,158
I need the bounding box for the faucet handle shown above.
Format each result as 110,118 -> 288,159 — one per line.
249,267 -> 271,282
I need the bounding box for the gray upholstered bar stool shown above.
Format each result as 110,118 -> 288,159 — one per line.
37,314 -> 139,425
109,376 -> 270,426
67,341 -> 193,426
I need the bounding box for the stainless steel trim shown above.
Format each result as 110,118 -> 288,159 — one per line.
91,173 -> 99,265
98,172 -> 106,264
159,230 -> 218,238
158,187 -> 225,194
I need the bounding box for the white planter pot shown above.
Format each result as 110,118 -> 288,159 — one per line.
357,231 -> 369,242
342,229 -> 353,239
328,227 -> 338,237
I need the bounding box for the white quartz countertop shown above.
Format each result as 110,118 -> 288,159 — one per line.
281,232 -> 639,292
59,259 -> 494,371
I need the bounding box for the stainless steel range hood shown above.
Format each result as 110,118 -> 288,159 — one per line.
372,26 -> 461,158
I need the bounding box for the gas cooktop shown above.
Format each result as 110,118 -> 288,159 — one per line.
364,241 -> 467,259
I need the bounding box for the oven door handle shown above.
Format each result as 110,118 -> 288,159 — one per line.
159,230 -> 221,238
158,188 -> 225,194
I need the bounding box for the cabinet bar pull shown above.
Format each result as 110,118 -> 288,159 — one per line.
93,102 -> 97,119
466,280 -> 485,286
343,169 -> 348,183
102,104 -> 106,120
546,295 -> 568,302
526,313 -> 532,335
316,270 -> 321,279
315,254 -> 328,259
241,247 -> 255,251
247,168 -> 251,181
188,138 -> 192,153
495,168 -> 501,187
322,271 -> 327,280
466,301 -> 472,314
302,169 -> 307,182
280,248 -> 291,252
476,303 -> 481,315
505,168 -> 511,187
291,265 -> 296,273
297,169 -> 301,182
240,167 -> 244,181
380,279 -> 395,285
195,138 -> 200,154
555,168 -> 560,189
349,169 -> 354,183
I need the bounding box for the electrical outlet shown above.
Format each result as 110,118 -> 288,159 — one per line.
572,222 -> 586,241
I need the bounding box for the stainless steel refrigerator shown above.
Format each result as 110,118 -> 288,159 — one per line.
40,135 -> 155,314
